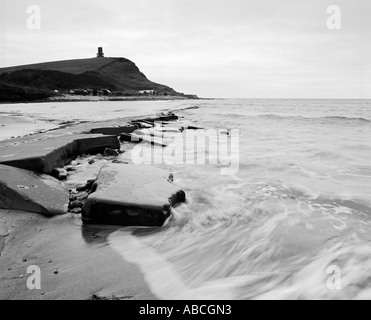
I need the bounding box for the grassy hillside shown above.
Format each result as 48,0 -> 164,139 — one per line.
0,81 -> 52,102
0,57 -> 183,102
0,58 -> 115,75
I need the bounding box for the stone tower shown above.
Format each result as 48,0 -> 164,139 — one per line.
97,47 -> 104,58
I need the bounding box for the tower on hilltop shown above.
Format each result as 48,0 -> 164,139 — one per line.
97,47 -> 104,58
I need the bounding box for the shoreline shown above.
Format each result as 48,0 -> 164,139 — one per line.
0,99 -> 203,141
0,106 -> 193,300
0,94 -> 203,105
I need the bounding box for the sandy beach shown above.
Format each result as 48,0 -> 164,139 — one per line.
0,114 -> 61,141
0,209 -> 155,300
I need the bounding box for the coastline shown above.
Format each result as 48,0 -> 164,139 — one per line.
0,104 -> 191,300
0,94 -> 201,105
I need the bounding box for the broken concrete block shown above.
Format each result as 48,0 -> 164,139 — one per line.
52,168 -> 68,181
0,165 -> 69,216
82,163 -> 186,227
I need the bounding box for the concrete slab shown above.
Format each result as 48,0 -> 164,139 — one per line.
82,163 -> 186,227
0,134 -> 120,174
90,125 -> 137,136
0,165 -> 69,216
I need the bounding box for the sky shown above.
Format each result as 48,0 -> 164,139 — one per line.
1,0 -> 370,98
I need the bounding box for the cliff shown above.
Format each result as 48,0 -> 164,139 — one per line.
0,57 -> 186,102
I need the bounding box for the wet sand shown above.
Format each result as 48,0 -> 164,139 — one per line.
0,114 -> 60,141
0,209 -> 155,300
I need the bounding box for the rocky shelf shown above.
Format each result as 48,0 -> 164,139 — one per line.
0,112 -> 187,227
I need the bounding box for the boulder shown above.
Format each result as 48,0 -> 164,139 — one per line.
0,165 -> 69,216
82,163 -> 186,227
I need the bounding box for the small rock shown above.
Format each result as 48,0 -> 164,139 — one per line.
88,159 -> 95,165
112,160 -> 126,164
52,168 -> 68,181
77,192 -> 89,201
103,148 -> 119,157
48,260 -> 53,264
71,208 -> 82,214
187,125 -> 203,130
54,270 -> 59,275
22,258 -> 28,262
65,166 -> 76,172
76,184 -> 89,192
69,200 -> 84,209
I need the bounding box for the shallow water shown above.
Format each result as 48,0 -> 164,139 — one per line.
111,99 -> 371,300
2,98 -> 371,299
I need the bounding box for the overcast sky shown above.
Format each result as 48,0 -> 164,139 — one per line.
1,0 -> 370,98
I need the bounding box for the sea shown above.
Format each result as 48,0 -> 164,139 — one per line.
1,98 -> 371,299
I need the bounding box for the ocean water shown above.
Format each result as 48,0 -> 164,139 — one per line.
111,98 -> 371,300
2,98 -> 371,299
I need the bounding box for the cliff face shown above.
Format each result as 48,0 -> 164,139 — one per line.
0,57 -> 182,102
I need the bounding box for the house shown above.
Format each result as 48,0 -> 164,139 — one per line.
138,90 -> 157,96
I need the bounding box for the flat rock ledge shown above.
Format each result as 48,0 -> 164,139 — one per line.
0,111 -> 187,225
82,163 -> 186,227
0,164 -> 69,216
0,134 -> 120,174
